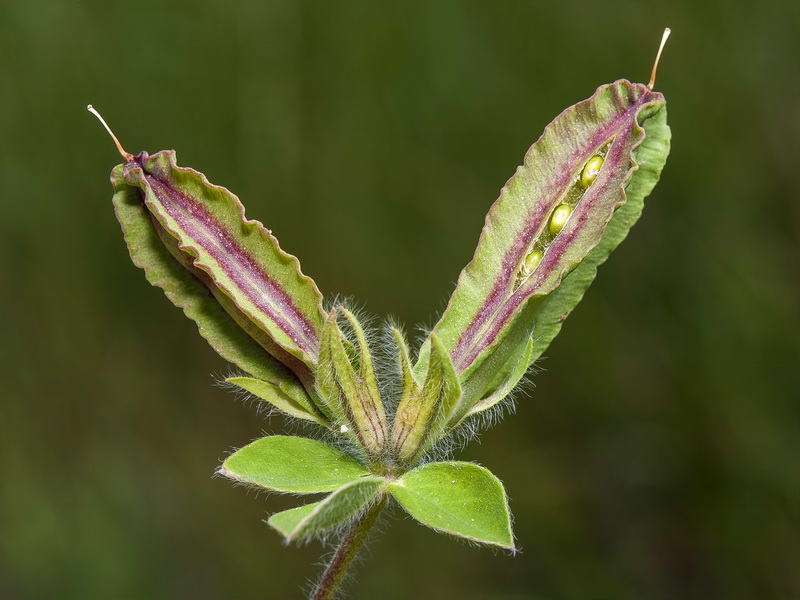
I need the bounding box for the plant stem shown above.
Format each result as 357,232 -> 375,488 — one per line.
310,495 -> 387,600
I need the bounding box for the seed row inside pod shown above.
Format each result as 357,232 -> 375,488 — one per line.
513,143 -> 610,291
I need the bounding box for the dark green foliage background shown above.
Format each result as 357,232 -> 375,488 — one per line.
1,1 -> 798,598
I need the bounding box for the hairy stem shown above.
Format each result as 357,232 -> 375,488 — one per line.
310,495 -> 387,600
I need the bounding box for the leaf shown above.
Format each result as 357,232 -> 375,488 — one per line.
268,477 -> 384,542
389,462 -> 513,549
226,376 -> 330,427
112,183 -> 314,401
111,150 -> 326,387
391,332 -> 461,463
220,436 -> 369,494
316,309 -> 388,458
426,81 -> 670,412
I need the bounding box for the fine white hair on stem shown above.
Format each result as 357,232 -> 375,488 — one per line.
303,496 -> 388,598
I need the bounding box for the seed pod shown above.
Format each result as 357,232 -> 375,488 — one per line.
418,29 -> 673,425
91,107 -> 327,408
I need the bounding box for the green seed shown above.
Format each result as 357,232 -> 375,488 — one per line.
549,204 -> 572,235
580,155 -> 604,187
524,250 -> 542,272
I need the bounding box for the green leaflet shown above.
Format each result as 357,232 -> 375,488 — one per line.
113,184 -> 313,402
226,376 -> 330,428
220,436 -> 368,494
389,461 -> 514,549
316,310 -> 388,458
267,477 -> 384,542
391,331 -> 461,464
269,503 -> 319,538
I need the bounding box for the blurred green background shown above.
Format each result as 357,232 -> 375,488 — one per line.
1,0 -> 798,598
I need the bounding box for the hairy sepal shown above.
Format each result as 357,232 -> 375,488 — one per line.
391,331 -> 461,464
426,80 -> 670,411
316,309 -> 388,459
111,150 -> 326,388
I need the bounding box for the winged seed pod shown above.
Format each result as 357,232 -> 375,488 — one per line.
89,106 -> 330,424
414,30 -> 673,439
92,28 -> 672,600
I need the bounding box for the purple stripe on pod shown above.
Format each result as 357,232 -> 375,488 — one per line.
118,150 -> 325,371
448,83 -> 663,373
145,176 -> 318,354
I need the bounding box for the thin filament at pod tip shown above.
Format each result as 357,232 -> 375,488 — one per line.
648,28 -> 671,90
87,105 -> 134,162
